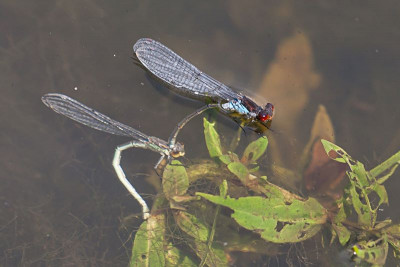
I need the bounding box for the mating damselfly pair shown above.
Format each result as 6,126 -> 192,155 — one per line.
42,38 -> 274,219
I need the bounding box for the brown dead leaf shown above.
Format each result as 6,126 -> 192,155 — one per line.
301,105 -> 347,205
303,139 -> 348,206
299,105 -> 335,171
258,31 -> 321,134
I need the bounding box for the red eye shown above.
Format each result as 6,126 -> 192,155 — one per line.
257,112 -> 271,122
264,114 -> 272,121
257,103 -> 274,122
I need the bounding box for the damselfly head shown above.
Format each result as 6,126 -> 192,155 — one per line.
256,103 -> 275,122
170,142 -> 185,158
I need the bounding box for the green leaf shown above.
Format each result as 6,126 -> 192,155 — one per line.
203,118 -> 223,158
348,181 -> 373,226
332,223 -> 351,246
248,166 -> 260,173
218,154 -> 232,165
371,183 -> 389,208
220,180 -> 228,198
351,161 -> 371,187
163,160 -> 189,200
320,140 -> 346,163
241,136 -> 268,164
196,193 -> 327,243
351,237 -> 388,265
321,140 -> 388,227
218,151 -> 240,165
322,140 -> 371,186
227,162 -> 249,184
130,216 -> 166,267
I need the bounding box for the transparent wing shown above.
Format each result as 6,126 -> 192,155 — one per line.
42,93 -> 149,141
134,38 -> 241,102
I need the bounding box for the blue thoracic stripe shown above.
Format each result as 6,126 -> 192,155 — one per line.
222,100 -> 250,115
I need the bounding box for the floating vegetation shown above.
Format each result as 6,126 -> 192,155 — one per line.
129,117 -> 400,266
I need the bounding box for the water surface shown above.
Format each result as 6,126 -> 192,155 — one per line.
1,0 -> 400,265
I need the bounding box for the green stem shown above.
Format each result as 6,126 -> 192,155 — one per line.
370,150 -> 400,178
199,180 -> 225,267
199,205 -> 220,267
229,122 -> 244,151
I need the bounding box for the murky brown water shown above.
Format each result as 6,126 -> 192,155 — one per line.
1,0 -> 400,266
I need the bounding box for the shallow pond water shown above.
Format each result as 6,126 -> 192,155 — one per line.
1,0 -> 400,266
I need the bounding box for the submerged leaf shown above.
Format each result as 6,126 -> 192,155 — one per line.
303,139 -> 348,201
174,211 -> 228,266
165,244 -> 197,266
163,160 -> 189,200
257,32 -> 320,135
130,215 -> 166,267
195,242 -> 228,267
197,193 -> 327,243
203,118 -> 223,158
309,105 -> 335,143
175,211 -> 210,243
300,105 -> 335,172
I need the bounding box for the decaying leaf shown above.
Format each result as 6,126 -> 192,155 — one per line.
351,236 -> 388,266
197,193 -> 327,243
241,136 -> 268,165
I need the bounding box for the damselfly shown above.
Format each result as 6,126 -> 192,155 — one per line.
42,93 -> 193,220
133,38 -> 275,128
